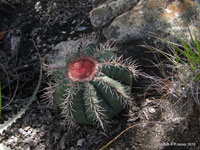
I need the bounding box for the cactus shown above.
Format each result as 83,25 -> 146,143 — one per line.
43,41 -> 138,130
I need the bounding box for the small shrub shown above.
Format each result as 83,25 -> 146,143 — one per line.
148,29 -> 200,114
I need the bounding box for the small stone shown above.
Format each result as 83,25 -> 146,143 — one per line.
127,116 -> 139,122
10,35 -> 20,55
61,31 -> 66,34
77,138 -> 85,147
24,146 -> 31,150
132,106 -> 140,112
0,144 -> 11,150
76,26 -> 87,32
31,55 -> 38,61
35,2 -> 42,12
59,132 -> 68,150
42,49 -> 47,53
148,107 -> 156,114
24,126 -> 31,131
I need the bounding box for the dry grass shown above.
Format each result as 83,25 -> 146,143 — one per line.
145,29 -> 200,118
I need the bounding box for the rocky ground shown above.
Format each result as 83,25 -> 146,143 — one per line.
0,0 -> 200,150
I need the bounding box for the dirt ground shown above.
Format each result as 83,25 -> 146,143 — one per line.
0,1 -> 200,150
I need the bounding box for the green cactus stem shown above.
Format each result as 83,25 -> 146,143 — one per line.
43,41 -> 138,130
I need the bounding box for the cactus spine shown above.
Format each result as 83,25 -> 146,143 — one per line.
43,41 -> 138,130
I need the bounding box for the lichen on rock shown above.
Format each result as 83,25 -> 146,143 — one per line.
90,0 -> 200,43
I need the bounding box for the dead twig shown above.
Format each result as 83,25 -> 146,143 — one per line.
99,122 -> 143,150
2,71 -> 19,109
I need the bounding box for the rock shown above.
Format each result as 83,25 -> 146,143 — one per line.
90,0 -> 139,28
102,2 -> 161,43
127,116 -> 140,122
59,132 -> 68,150
90,0 -> 200,43
132,106 -> 140,112
10,35 -> 21,56
0,144 -> 11,150
148,107 -> 156,114
77,138 -> 85,147
88,0 -> 108,6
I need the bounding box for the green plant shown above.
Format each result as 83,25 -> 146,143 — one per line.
168,30 -> 200,79
146,29 -> 200,109
43,41 -> 138,130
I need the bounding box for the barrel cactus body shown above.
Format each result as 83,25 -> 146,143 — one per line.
44,41 -> 138,129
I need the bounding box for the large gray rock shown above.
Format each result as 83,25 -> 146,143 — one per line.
90,0 -> 200,43
90,0 -> 139,28
102,1 -> 167,43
